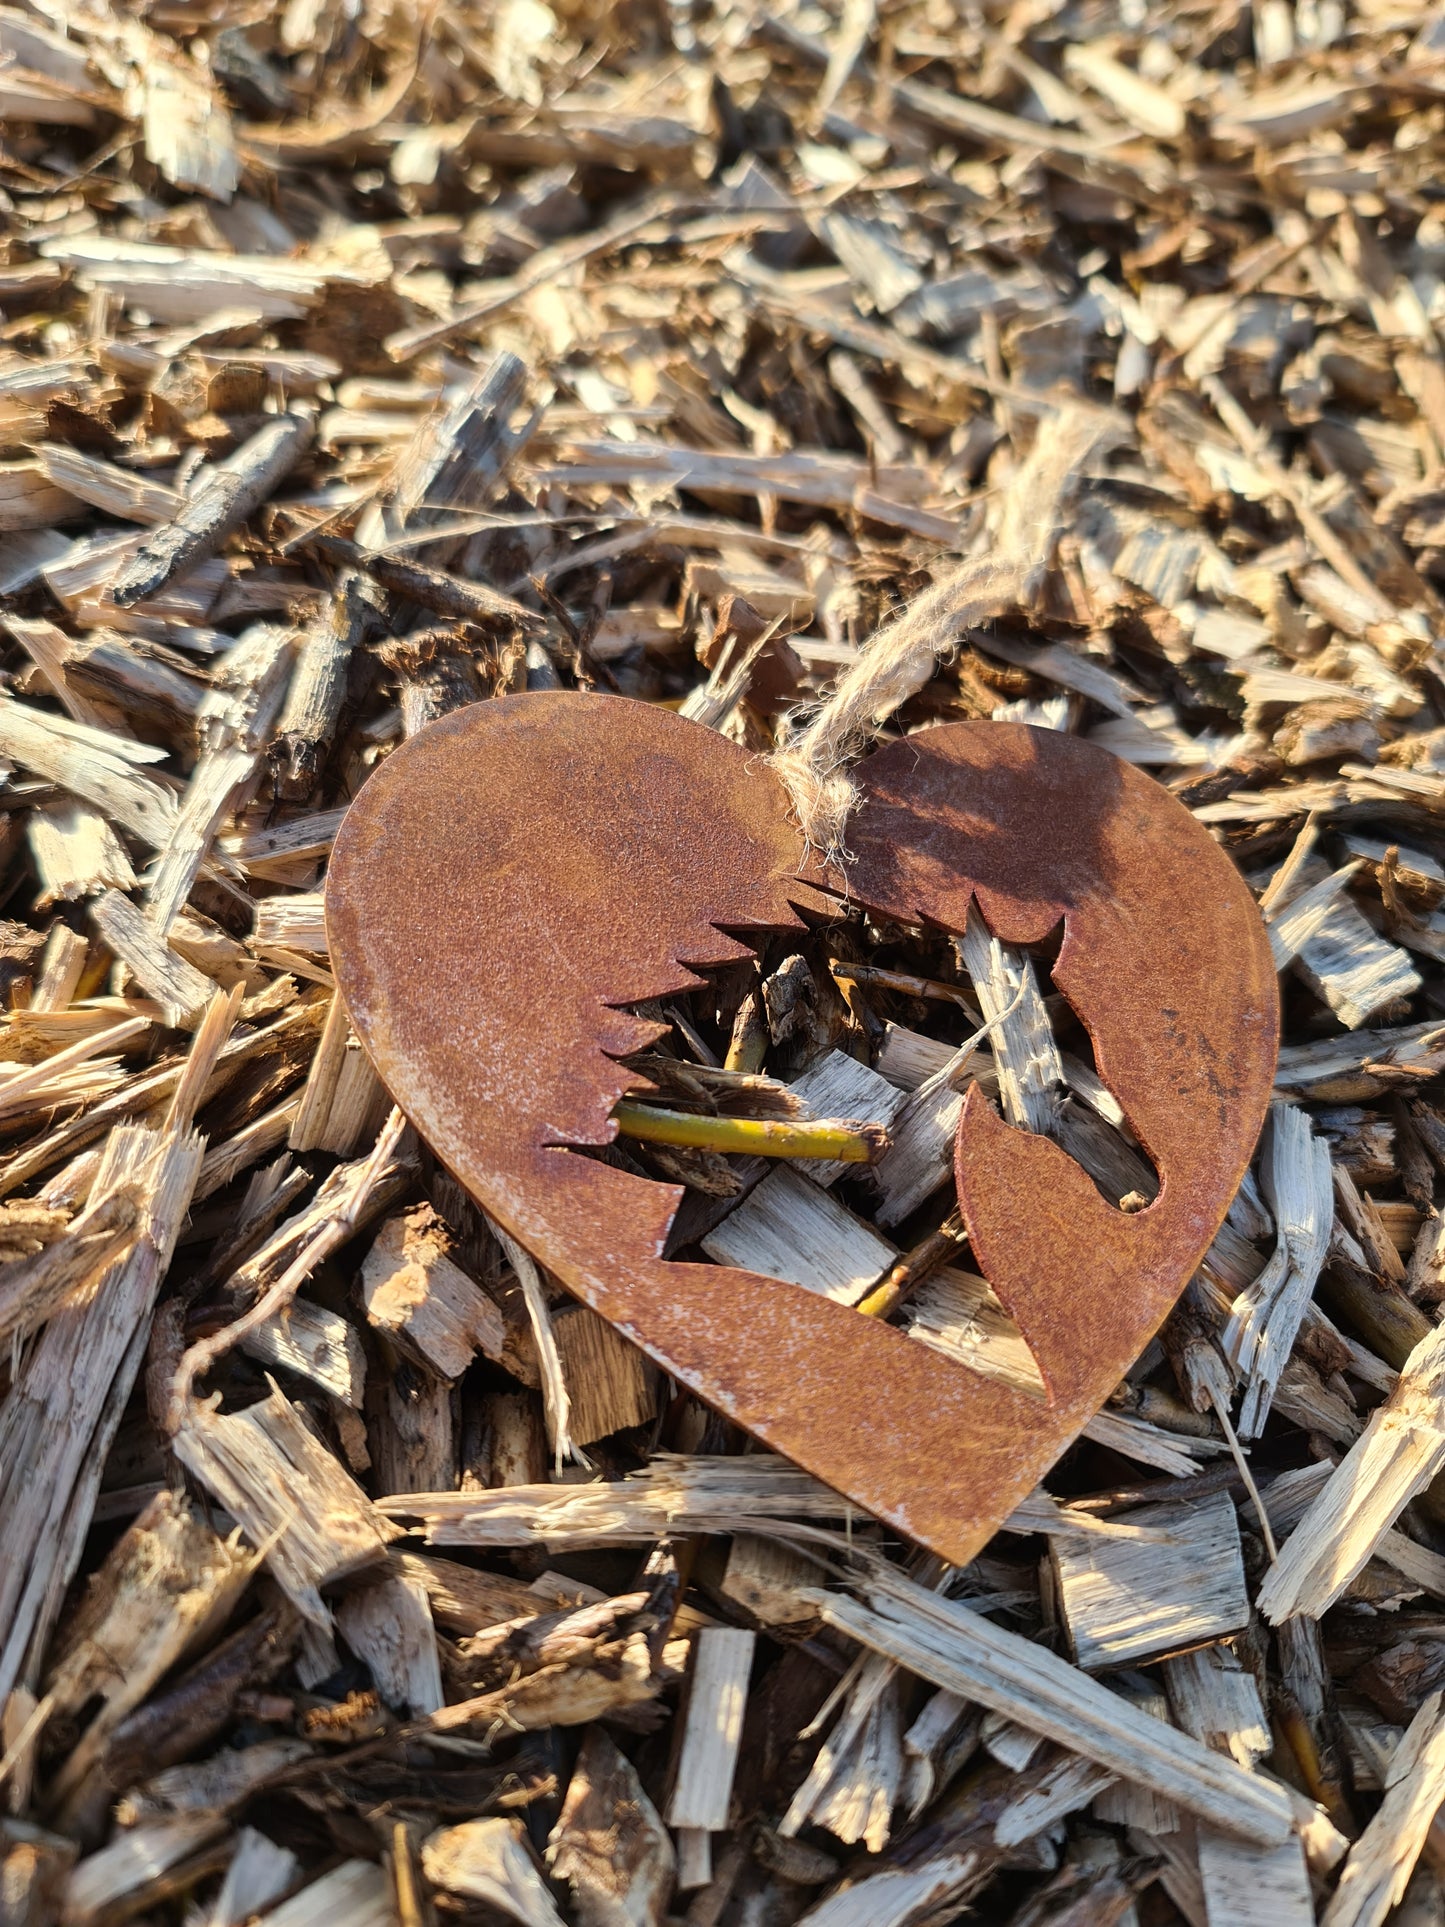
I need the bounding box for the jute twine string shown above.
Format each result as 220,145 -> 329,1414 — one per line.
770,406 -> 1125,870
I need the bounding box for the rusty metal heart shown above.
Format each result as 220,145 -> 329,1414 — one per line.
326,691 -> 1277,1566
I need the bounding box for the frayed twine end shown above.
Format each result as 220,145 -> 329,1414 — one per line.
769,742 -> 860,882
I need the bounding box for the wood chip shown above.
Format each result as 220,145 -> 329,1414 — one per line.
360,1203 -> 504,1379
1051,1492 -> 1249,1671
173,1384 -> 399,1622
666,1626 -> 755,1839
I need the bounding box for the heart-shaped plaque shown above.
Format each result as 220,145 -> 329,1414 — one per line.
326,691 -> 1277,1565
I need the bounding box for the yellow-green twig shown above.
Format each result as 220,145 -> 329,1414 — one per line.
613,1099 -> 887,1163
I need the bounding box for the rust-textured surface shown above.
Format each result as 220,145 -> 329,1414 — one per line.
326,691 -> 1278,1566
848,726 -> 1279,1453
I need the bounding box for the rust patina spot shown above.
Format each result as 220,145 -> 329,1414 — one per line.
326,692 -> 1278,1566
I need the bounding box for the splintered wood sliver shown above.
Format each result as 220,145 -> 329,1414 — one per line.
325,691 -> 1278,1567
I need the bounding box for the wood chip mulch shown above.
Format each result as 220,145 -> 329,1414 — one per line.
6,1 -> 1445,1923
